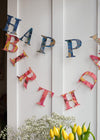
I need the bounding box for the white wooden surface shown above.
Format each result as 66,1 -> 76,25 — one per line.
7,0 -> 19,129
63,0 -> 97,138
7,0 -> 99,139
8,0 -> 52,127
52,0 -> 64,114
97,0 -> 100,139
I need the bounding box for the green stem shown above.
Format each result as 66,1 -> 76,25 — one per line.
78,135 -> 82,140
74,133 -> 76,140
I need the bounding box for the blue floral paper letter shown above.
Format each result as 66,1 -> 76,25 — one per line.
37,35 -> 55,54
65,39 -> 82,57
4,15 -> 21,34
20,28 -> 33,45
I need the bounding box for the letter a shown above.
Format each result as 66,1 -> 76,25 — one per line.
20,28 -> 33,45
4,15 -> 21,34
65,39 -> 82,57
90,55 -> 100,69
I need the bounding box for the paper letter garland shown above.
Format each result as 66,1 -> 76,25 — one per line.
2,34 -> 19,52
4,15 -> 21,34
37,87 -> 54,106
37,35 -> 55,54
65,39 -> 82,57
20,28 -> 33,45
78,71 -> 97,89
61,90 -> 80,110
1,14 -> 98,110
90,55 -> 100,69
17,67 -> 36,89
10,50 -> 28,66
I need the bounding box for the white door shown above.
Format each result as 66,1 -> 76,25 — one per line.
7,0 -> 100,139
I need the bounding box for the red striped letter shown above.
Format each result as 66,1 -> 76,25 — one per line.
37,87 -> 54,107
61,90 -> 80,110
17,67 -> 36,89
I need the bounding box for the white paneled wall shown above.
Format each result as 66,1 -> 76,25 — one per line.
7,0 -> 100,139
7,0 -> 52,128
63,0 -> 97,135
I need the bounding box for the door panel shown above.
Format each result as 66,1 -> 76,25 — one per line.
63,0 -> 97,136
8,0 -> 52,127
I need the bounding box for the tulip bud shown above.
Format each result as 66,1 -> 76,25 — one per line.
83,125 -> 87,133
57,127 -> 60,132
50,129 -> 54,138
68,133 -> 74,140
62,129 -> 68,140
62,128 -> 65,136
77,126 -> 82,136
60,125 -> 62,128
73,124 -> 77,133
53,126 -> 59,136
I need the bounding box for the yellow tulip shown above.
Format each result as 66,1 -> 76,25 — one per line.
57,127 -> 60,132
77,126 -> 82,136
53,126 -> 59,136
60,125 -> 62,128
83,125 -> 87,133
73,124 -> 77,133
68,133 -> 74,140
62,128 -> 65,136
62,129 -> 68,140
50,129 -> 54,138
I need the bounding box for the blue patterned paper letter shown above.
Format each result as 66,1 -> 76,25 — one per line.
4,15 -> 21,34
65,39 -> 82,57
37,35 -> 55,54
20,28 -> 33,45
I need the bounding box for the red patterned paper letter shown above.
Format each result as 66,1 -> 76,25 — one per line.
3,34 -> 19,52
37,87 -> 54,107
61,90 -> 80,110
10,50 -> 28,66
78,71 -> 97,89
17,67 -> 36,89
90,55 -> 100,69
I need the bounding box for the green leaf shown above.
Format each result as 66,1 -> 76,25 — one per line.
82,122 -> 86,132
82,131 -> 95,140
89,131 -> 95,140
87,123 -> 91,132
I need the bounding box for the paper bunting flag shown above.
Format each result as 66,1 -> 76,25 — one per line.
20,28 -> 33,45
90,55 -> 100,69
4,15 -> 21,34
61,90 -> 80,110
2,34 -> 19,52
90,34 -> 100,44
37,35 -> 55,54
37,87 -> 54,107
10,50 -> 28,66
17,67 -> 36,89
78,71 -> 97,89
65,39 -> 82,57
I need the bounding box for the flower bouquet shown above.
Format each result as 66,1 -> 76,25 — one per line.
0,112 -> 75,140
49,123 -> 95,140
